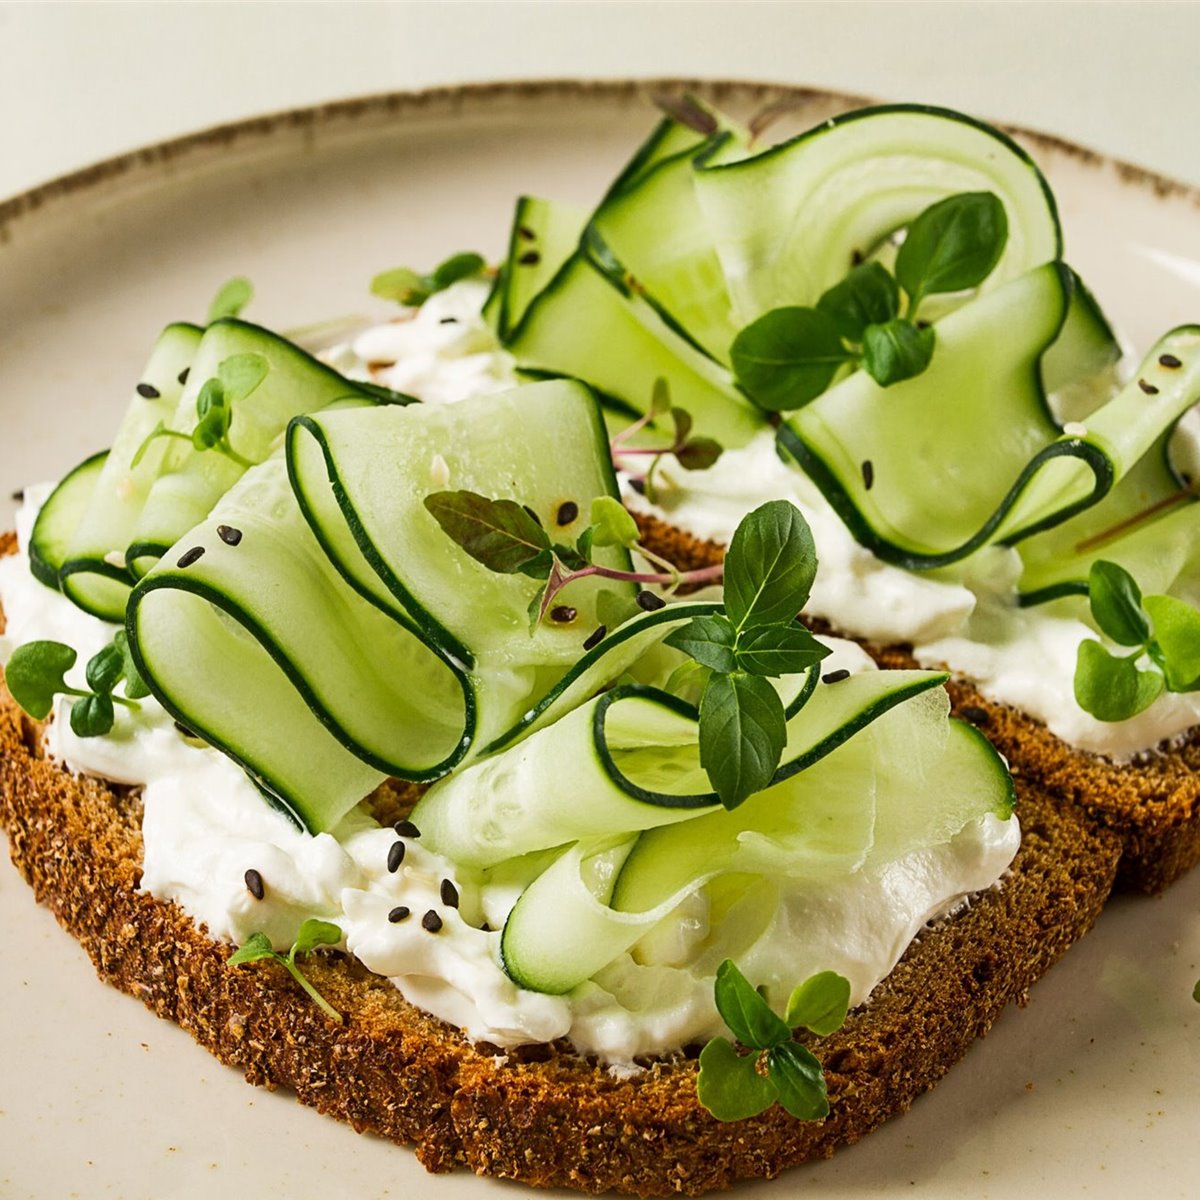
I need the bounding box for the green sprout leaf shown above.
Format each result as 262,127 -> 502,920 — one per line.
1143,594 -> 1200,691
115,630 -> 151,700
227,931 -> 276,965
730,306 -> 855,412
291,918 -> 342,959
424,490 -> 552,576
723,500 -> 818,633
675,437 -> 724,471
217,353 -> 269,404
589,495 -> 640,549
664,614 -> 739,675
713,960 -> 791,1050
784,970 -> 851,1036
696,1038 -> 778,1122
207,276 -> 254,323
1073,639 -> 1164,721
816,262 -> 900,342
85,640 -> 125,696
766,1041 -> 830,1121
4,640 -> 78,720
895,191 -> 1008,311
431,251 -> 487,292
649,376 -> 672,417
371,251 -> 486,307
69,692 -> 115,738
227,924 -> 343,1023
735,623 -> 830,678
1088,560 -> 1151,647
861,319 -> 936,387
699,671 -> 787,810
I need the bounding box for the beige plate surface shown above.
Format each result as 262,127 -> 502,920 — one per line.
1,81 -> 1199,1200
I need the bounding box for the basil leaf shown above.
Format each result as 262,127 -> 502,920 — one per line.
228,932 -> 277,966
766,1042 -> 830,1121
424,490 -> 552,575
664,614 -> 739,674
713,960 -> 791,1050
696,1037 -> 778,1122
1088,561 -> 1151,647
895,192 -> 1008,309
784,971 -> 851,1036
588,496 -> 639,549
431,251 -> 486,292
116,630 -> 152,701
730,306 -> 854,412
816,262 -> 899,342
291,918 -> 342,958
675,438 -> 723,471
861,319 -> 935,387
1144,594 -> 1200,690
218,353 -> 269,404
4,640 -> 78,720
699,671 -> 787,809
207,276 -> 253,323
723,500 -> 818,632
735,623 -> 830,677
69,692 -> 115,738
1073,639 -> 1164,721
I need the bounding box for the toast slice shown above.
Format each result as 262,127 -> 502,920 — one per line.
0,529 -> 1121,1194
635,514 -> 1200,896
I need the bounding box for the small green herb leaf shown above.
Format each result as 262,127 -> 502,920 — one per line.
424,490 -> 552,575
589,496 -> 640,549
228,931 -> 276,965
730,306 -> 854,412
816,262 -> 900,342
85,640 -> 124,696
649,376 -> 672,417
664,614 -> 739,674
699,671 -> 787,809
227,925 -> 343,1023
431,251 -> 487,292
1074,639 -> 1164,721
1088,561 -> 1151,647
713,960 -> 792,1050
696,1037 -> 777,1122
116,630 -> 151,700
4,640 -> 78,720
207,276 -> 254,323
675,437 -> 724,471
723,500 -> 818,633
784,971 -> 851,1036
217,353 -> 269,404
291,918 -> 342,959
861,319 -> 935,387
1144,594 -> 1200,690
766,1042 -> 830,1121
671,407 -> 694,445
371,252 -> 486,307
735,623 -> 830,678
895,192 -> 1008,310
69,692 -> 115,738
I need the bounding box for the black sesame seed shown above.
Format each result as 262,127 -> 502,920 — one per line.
518,224 -> 537,241
393,819 -> 421,838
522,504 -> 543,527
627,478 -> 646,496
479,921 -> 492,933
550,605 -> 577,624
915,319 -> 931,331
387,841 -> 406,873
960,704 -> 990,726
176,546 -> 205,569
174,721 -> 197,739
861,459 -> 875,490
136,382 -> 161,399
422,910 -> 443,933
1138,378 -> 1160,395
216,524 -> 243,546
387,905 -> 411,924
11,488 -> 24,502
438,316 -> 459,325
556,500 -> 579,526
822,668 -> 851,685
1159,353 -> 1182,369
636,590 -> 666,612
851,249 -> 864,266
177,367 -> 190,386
518,250 -> 541,267
440,879 -> 460,908
583,625 -> 607,651
244,868 -> 265,900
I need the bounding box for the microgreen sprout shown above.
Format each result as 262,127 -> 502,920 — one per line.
131,353 -> 268,470
609,379 -> 724,501
371,251 -> 488,308
697,960 -> 850,1122
227,918 -> 344,1024
207,276 -> 254,323
731,191 -> 1009,410
1073,560 -> 1200,721
5,630 -> 149,738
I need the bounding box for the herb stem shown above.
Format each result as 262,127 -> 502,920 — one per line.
283,956 -> 344,1024
219,444 -> 255,469
110,695 -> 143,712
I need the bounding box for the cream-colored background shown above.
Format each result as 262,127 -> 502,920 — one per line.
2,1 -> 1200,203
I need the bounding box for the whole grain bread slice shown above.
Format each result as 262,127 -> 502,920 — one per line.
0,530 -> 1121,1194
634,514 -> 1200,896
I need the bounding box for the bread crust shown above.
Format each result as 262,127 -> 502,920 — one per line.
634,513 -> 1200,895
0,530 -> 1121,1194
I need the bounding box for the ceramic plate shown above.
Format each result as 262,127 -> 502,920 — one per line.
1,81 -> 1198,1200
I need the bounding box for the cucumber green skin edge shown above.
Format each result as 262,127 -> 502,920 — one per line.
27,450 -> 110,590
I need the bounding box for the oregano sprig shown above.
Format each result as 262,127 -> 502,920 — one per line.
131,352 -> 268,470
5,630 -> 148,737
1073,560 -> 1200,721
730,191 -> 1008,410
697,960 -> 850,1122
227,918 -> 344,1024
371,251 -> 488,308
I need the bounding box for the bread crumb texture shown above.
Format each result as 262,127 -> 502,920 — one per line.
0,529 -> 1122,1194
